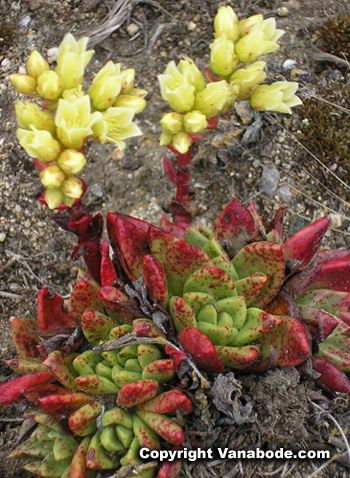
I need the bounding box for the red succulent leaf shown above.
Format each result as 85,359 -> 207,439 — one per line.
259,316 -> 311,367
215,345 -> 260,369
311,356 -> 350,396
135,410 -> 185,445
165,346 -> 187,371
158,458 -> 182,478
233,241 -> 285,308
213,198 -> 257,255
100,241 -> 118,286
284,262 -> 321,298
81,309 -> 114,345
117,379 -> 159,407
148,224 -> 176,266
70,437 -> 93,478
99,286 -> 145,324
266,206 -> 287,241
39,393 -> 94,415
164,240 -> 212,296
160,214 -> 188,240
0,372 -> 52,406
10,317 -> 41,359
24,384 -> 71,406
37,289 -> 75,330
296,290 -> 350,326
315,250 -> 350,263
133,319 -> 165,338
305,257 -> 350,292
136,390 -> 192,415
282,217 -> 330,271
177,327 -> 224,373
143,255 -> 168,308
107,212 -> 150,280
163,156 -> 178,185
206,114 -> 219,129
68,278 -> 104,323
299,305 -> 339,341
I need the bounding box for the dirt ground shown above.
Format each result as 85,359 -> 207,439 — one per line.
1,0 -> 350,477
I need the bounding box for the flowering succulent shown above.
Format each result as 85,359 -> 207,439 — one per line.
9,33 -> 146,209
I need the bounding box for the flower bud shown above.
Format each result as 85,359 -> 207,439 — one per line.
160,113 -> 183,134
40,165 -> 65,188
159,132 -> 173,147
114,95 -> 146,114
15,101 -> 55,134
26,50 -> 50,79
230,61 -> 266,99
183,110 -> 207,134
194,80 -> 231,118
172,132 -> 192,154
235,28 -> 266,63
61,176 -> 84,199
57,149 -> 87,175
36,70 -> 63,101
209,37 -> 238,77
238,14 -> 263,36
9,74 -> 36,95
178,57 -> 205,92
214,6 -> 239,42
249,81 -> 302,114
88,61 -> 122,111
55,95 -> 93,149
119,68 -> 135,94
44,188 -> 64,209
17,127 -> 61,162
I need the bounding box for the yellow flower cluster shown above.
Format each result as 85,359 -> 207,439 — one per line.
9,34 -> 146,209
158,6 -> 301,154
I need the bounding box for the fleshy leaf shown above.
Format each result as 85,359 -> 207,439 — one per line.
305,257 -> 350,292
68,277 -> 104,323
298,305 -> 339,341
234,274 -> 267,306
100,240 -> 118,286
136,390 -> 192,415
317,335 -> 350,372
81,309 -> 114,345
37,289 -> 74,330
135,410 -> 184,445
311,357 -> 350,395
233,241 -> 285,308
39,392 -> 94,415
117,379 -> 159,407
215,345 -> 260,369
147,224 -> 176,266
177,326 -> 224,373
183,266 -> 236,299
169,296 -> 197,332
99,286 -> 145,324
0,372 -> 52,406
230,308 -> 281,346
68,402 -> 102,437
143,255 -> 168,308
282,217 -> 330,271
10,317 -> 41,359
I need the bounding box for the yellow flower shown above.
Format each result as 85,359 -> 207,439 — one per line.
158,61 -> 196,113
238,14 -> 263,36
249,81 -> 302,114
214,6 -> 239,42
159,132 -> 173,147
230,61 -> 266,99
91,107 -> 142,150
209,37 -> 238,77
61,177 -> 84,199
178,57 -> 205,93
15,101 -> 55,135
55,33 -> 95,90
194,80 -> 231,118
160,113 -> 183,134
55,95 -> 94,149
88,61 -> 123,111
172,132 -> 192,154
57,149 -> 87,175
119,69 -> 135,94
36,70 -> 63,101
62,85 -> 85,102
17,127 -> 61,162
26,50 -> 49,79
44,189 -> 64,209
114,95 -> 146,114
183,110 -> 207,134
9,74 -> 36,95
39,165 -> 65,188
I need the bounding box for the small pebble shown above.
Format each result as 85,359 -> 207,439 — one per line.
47,47 -> 58,64
283,59 -> 297,69
127,23 -> 139,36
0,232 -> 6,242
277,6 -> 289,17
329,213 -> 342,229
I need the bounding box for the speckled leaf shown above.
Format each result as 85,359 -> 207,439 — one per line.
6,358 -> 47,375
40,452 -> 71,477
311,357 -> 350,396
136,390 -> 192,415
0,372 -> 52,406
10,317 -> 41,359
318,335 -> 350,372
43,351 -> 78,389
148,224 -> 176,266
107,212 -> 150,280
142,359 -> 175,382
132,319 -> 165,338
53,435 -> 79,461
182,292 -> 213,314
100,240 -> 118,287
68,278 -> 104,323
37,289 -> 74,330
234,274 -> 267,307
282,217 -> 330,270
135,410 -> 184,445
86,431 -> 115,469
230,308 -> 281,346
164,240 -> 213,296
213,198 -> 257,255
99,286 -> 144,324
69,436 -> 93,477
247,201 -> 266,235
298,305 -> 339,341
117,379 -> 159,407
76,375 -> 120,395
233,242 -> 285,308
183,266 -> 236,300
197,322 -> 237,346
259,316 -> 310,367
39,393 -> 94,415
212,255 -> 240,281
158,458 -> 182,478
216,296 -> 246,329
295,290 -> 350,325
68,402 -> 102,437
177,326 -> 224,373
143,255 -> 168,308
81,309 -> 114,345
305,257 -> 350,292
169,296 -> 197,332
133,415 -> 160,450
215,345 -> 260,369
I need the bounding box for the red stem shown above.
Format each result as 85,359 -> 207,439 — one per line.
175,149 -> 193,208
